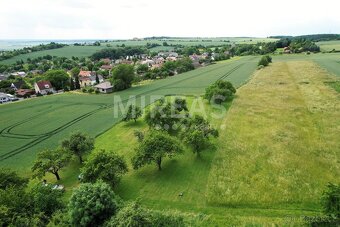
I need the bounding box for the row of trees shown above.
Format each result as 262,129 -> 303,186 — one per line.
0,42 -> 66,61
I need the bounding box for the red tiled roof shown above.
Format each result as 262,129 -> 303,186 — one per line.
36,81 -> 53,90
79,71 -> 92,77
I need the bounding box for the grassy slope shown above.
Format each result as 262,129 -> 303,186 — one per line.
207,61 -> 339,211
92,60 -> 340,225
0,56 -> 258,171
317,40 -> 340,52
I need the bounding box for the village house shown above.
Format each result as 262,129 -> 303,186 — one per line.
78,71 -> 104,87
34,80 -> 55,95
10,71 -> 26,77
0,75 -> 7,81
10,81 -> 25,91
16,89 -> 35,97
101,58 -> 111,64
100,65 -> 113,70
94,81 -> 113,93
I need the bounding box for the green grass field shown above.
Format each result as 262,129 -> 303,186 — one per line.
90,60 -> 339,225
317,40 -> 340,52
0,56 -> 258,171
1,53 -> 339,225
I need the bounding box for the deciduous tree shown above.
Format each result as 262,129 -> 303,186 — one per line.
81,150 -> 128,187
31,149 -> 70,180
132,130 -> 183,171
61,132 -> 94,164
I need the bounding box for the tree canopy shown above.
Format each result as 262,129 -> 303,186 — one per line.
204,80 -> 236,104
81,150 -> 128,187
123,105 -> 142,122
110,64 -> 135,91
61,132 -> 94,164
44,69 -> 70,90
68,181 -> 119,226
132,130 -> 183,171
31,148 -> 71,180
181,115 -> 218,155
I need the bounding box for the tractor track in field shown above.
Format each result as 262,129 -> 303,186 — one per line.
0,61 -> 248,161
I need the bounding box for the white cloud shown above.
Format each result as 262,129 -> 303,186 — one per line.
0,0 -> 339,39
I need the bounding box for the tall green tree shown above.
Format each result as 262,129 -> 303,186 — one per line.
61,132 -> 94,164
123,105 -> 142,122
31,149 -> 70,180
70,77 -> 75,90
44,69 -> 69,90
132,130 -> 183,171
81,150 -> 128,187
110,64 -> 135,91
181,115 -> 218,155
68,181 -> 119,226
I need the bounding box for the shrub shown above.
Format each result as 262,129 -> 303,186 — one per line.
81,88 -> 87,93
87,87 -> 94,93
204,80 -> 236,104
95,89 -> 100,94
258,56 -> 269,67
68,181 -> 120,226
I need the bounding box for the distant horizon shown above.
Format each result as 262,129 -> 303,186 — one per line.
1,33 -> 339,41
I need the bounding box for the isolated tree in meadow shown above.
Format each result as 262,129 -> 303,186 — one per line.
68,181 -> 119,227
81,149 -> 128,187
204,80 -> 236,104
132,130 -> 183,171
110,64 -> 135,91
123,105 -> 142,122
145,99 -> 187,131
61,132 -> 94,164
182,115 -> 218,155
31,149 -> 71,180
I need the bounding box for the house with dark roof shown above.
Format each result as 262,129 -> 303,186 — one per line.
34,80 -> 55,95
10,81 -> 25,91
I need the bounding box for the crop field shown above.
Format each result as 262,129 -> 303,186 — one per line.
0,56 -> 258,171
106,37 -> 278,47
90,60 -> 340,225
317,40 -> 340,52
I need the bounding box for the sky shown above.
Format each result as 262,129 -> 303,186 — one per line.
0,0 -> 340,39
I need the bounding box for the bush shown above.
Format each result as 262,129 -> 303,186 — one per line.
322,183 -> 340,218
204,80 -> 236,104
258,56 -> 269,67
68,181 -> 120,226
95,89 -> 100,94
88,87 -> 94,93
81,88 -> 87,93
